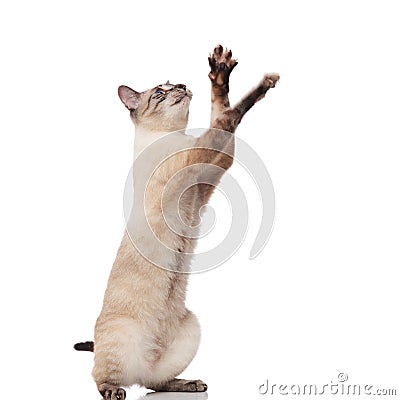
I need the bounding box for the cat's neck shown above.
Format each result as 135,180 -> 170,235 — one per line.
133,126 -> 170,160
133,125 -> 191,160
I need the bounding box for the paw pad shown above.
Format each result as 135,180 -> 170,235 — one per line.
208,44 -> 238,84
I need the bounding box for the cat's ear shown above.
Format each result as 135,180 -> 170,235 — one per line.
118,85 -> 141,111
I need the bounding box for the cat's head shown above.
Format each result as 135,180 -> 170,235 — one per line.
118,82 -> 192,132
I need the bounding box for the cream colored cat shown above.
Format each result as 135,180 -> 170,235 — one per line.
74,45 -> 279,400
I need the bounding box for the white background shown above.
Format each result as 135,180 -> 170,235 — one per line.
1,1 -> 399,399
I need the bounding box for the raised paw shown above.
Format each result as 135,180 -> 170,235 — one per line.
208,44 -> 238,87
103,387 -> 126,400
262,73 -> 280,89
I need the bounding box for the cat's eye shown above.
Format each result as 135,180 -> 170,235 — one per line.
155,89 -> 165,95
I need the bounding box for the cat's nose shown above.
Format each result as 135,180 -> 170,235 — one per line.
175,84 -> 186,91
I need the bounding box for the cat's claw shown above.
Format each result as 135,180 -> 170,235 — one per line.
208,44 -> 238,86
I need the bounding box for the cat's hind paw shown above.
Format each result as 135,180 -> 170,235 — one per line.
186,379 -> 208,392
208,44 -> 238,87
148,378 -> 208,393
102,387 -> 126,400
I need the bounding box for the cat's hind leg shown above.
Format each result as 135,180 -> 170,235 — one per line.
148,378 -> 207,392
92,317 -> 149,399
97,384 -> 126,400
145,311 -> 206,392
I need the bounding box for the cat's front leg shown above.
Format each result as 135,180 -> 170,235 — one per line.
208,44 -> 280,132
208,44 -> 237,127
190,46 -> 240,204
232,73 -> 280,123
192,45 -> 279,204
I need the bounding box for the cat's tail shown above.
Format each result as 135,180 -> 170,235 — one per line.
74,341 -> 94,352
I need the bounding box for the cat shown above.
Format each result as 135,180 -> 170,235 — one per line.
74,45 -> 279,400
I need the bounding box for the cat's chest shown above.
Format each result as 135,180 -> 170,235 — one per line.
133,130 -> 195,191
